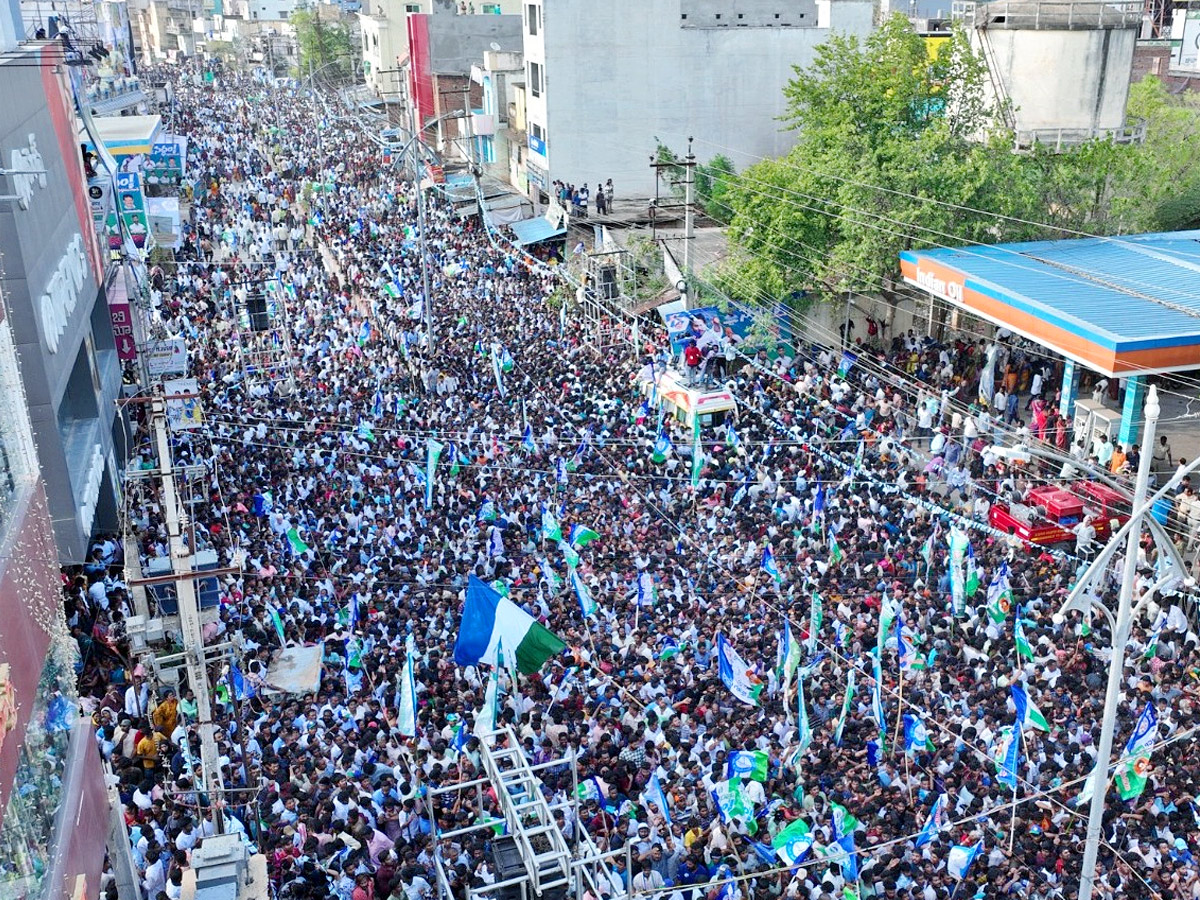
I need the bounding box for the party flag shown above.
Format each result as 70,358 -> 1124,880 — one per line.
1015,618 -> 1034,660
947,841 -> 983,881
718,633 -> 763,707
397,650 -> 418,737
761,545 -> 783,584
807,591 -> 823,655
286,527 -> 309,556
914,793 -> 947,847
1115,701 -> 1159,801
269,605 -> 286,646
987,562 -> 1014,624
772,819 -> 813,866
796,674 -> 813,752
425,439 -> 444,510
522,425 -> 536,453
642,772 -> 673,824
829,532 -> 844,565
448,443 -> 461,477
570,570 -> 597,618
777,620 -> 802,694
541,508 -> 563,543
569,524 -> 601,548
1011,683 -> 1050,732
833,669 -> 855,747
726,750 -> 769,782
453,576 -> 565,674
651,430 -> 673,464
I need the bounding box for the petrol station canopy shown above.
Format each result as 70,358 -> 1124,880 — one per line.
900,229 -> 1200,377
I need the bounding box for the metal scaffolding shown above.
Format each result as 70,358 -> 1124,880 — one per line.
426,727 -> 631,900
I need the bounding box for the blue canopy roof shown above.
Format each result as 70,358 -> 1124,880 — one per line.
510,215 -> 566,246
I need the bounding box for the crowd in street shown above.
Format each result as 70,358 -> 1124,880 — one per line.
68,64 -> 1200,900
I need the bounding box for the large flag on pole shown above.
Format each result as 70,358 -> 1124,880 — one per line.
642,772 -> 673,824
718,634 -> 763,707
772,819 -> 814,866
397,650 -> 418,737
454,576 -> 565,674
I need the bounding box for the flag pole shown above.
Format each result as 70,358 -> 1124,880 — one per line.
1008,725 -> 1021,854
893,665 -> 905,755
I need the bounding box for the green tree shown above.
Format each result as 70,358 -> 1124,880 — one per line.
717,16 -> 1200,310
292,10 -> 357,84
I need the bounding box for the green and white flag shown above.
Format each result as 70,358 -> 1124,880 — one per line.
690,419 -> 704,488
829,532 -> 844,565
833,669 -> 856,747
772,818 -> 814,866
806,592 -> 823,656
474,649 -> 500,740
796,675 -> 813,752
1015,618 -> 1034,660
541,508 -> 563,543
286,526 -> 310,555
777,620 -> 802,695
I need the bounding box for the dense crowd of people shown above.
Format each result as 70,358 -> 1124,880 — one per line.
68,64 -> 1200,900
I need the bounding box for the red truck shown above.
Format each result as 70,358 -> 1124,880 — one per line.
989,482 -> 1130,550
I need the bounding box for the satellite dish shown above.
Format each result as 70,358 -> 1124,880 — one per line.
490,41 -> 501,51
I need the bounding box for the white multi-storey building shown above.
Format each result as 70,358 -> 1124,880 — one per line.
520,0 -> 874,200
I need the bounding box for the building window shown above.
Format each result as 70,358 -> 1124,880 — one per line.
529,61 -> 542,97
526,2 -> 538,34
405,2 -> 420,10
482,2 -> 500,11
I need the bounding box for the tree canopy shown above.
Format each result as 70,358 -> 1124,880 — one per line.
292,11 -> 357,84
712,14 -> 1200,307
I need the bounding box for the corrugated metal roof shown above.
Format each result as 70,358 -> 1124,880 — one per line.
906,230 -> 1200,348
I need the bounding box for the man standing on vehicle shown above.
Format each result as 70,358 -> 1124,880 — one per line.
1074,515 -> 1097,558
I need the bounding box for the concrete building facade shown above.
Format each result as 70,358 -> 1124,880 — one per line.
519,0 -> 875,200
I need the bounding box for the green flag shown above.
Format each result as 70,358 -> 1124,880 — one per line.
286,527 -> 310,555
1015,619 -> 1034,660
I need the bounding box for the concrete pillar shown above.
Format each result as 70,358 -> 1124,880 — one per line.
1118,375 -> 1146,448
1059,359 -> 1080,418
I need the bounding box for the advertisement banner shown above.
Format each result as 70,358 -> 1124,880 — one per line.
114,171 -> 150,251
145,137 -> 186,189
145,338 -> 187,377
164,378 -> 203,430
660,305 -> 755,353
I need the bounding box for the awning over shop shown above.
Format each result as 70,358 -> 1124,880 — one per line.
510,215 -> 567,246
900,229 -> 1200,377
80,114 -> 163,159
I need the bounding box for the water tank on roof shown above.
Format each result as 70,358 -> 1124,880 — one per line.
972,0 -> 1143,149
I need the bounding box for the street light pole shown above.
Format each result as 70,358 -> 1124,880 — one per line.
1077,383 -> 1160,900
407,101 -> 435,348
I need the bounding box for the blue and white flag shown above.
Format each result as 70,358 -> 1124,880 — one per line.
761,545 -> 783,584
570,570 -> 598,618
425,439 -> 444,510
947,840 -> 983,881
636,571 -> 657,607
903,712 -> 930,755
995,725 -> 1021,791
487,526 -> 505,558
914,793 -> 947,847
896,611 -> 914,670
642,772 -> 673,824
718,634 -> 763,707
522,424 -> 536,453
555,457 -> 567,484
